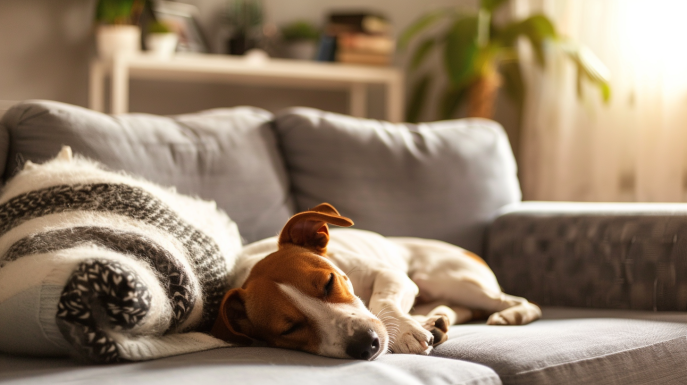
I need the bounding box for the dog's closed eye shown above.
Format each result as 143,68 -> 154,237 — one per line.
281,323 -> 304,336
324,273 -> 335,297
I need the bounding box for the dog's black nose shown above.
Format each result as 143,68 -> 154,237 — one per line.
346,329 -> 380,360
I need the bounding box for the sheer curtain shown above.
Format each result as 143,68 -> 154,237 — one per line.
514,0 -> 687,202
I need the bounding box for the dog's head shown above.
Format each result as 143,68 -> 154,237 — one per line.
212,203 -> 387,360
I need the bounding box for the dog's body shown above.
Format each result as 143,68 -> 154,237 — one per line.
212,204 -> 541,360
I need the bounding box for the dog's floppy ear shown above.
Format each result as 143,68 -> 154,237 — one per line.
278,202 -> 353,254
211,289 -> 254,345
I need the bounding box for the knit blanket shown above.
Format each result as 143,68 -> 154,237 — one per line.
0,147 -> 241,363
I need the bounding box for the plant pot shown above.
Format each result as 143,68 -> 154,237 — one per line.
96,25 -> 141,60
145,33 -> 178,59
227,32 -> 259,55
284,40 -> 317,60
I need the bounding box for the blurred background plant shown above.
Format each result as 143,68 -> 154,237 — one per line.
400,0 -> 610,123
95,0 -> 145,25
281,21 -> 320,42
225,0 -> 264,55
147,20 -> 172,34
280,20 -> 320,60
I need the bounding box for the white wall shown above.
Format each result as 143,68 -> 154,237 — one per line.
0,0 -> 94,107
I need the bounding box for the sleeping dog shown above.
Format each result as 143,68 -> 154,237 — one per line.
212,203 -> 540,360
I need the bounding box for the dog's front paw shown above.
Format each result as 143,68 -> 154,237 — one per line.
389,317 -> 434,355
419,314 -> 450,346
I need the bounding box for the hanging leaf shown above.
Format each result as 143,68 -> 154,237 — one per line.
444,16 -> 479,86
398,10 -> 448,50
410,38 -> 436,71
497,14 -> 556,67
406,74 -> 433,123
500,60 -> 525,107
439,84 -> 470,120
562,42 -> 611,103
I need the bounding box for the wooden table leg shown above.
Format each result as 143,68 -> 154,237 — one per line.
111,55 -> 129,114
349,82 -> 367,118
386,72 -> 404,123
89,60 -> 104,112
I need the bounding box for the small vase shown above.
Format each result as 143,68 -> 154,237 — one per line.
96,25 -> 141,60
284,40 -> 317,60
145,33 -> 178,59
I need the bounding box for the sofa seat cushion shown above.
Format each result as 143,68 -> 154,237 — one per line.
0,100 -> 294,243
273,108 -> 521,255
432,307 -> 687,384
0,347 -> 502,385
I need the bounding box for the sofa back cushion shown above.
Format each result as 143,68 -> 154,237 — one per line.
0,100 -> 294,243
273,107 -> 521,255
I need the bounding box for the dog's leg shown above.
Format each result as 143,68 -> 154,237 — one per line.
482,293 -> 541,326
415,277 -> 541,326
367,270 -> 434,355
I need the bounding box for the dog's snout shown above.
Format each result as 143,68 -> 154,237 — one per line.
345,329 -> 380,360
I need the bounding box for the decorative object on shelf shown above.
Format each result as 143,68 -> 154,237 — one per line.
281,21 -> 320,60
317,12 -> 394,66
145,20 -> 178,59
153,1 -> 209,53
400,0 -> 610,122
94,0 -> 145,60
225,0 -> 263,55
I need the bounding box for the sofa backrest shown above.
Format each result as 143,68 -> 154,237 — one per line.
273,108 -> 522,255
0,101 -> 522,254
0,100 -> 295,244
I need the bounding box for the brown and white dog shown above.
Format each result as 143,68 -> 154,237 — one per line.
211,203 -> 541,360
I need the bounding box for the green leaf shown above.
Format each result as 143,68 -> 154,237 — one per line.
410,38 -> 436,71
500,60 -> 525,106
480,0 -> 509,12
398,10 -> 448,50
600,82 -> 611,103
439,84 -> 469,120
96,0 -> 136,24
562,42 -> 611,103
444,16 -> 479,86
497,14 -> 557,67
406,74 -> 433,123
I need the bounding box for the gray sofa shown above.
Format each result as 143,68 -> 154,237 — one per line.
0,100 -> 685,385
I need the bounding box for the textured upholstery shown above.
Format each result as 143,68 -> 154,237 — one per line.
0,100 -> 295,243
433,307 -> 687,385
0,347 -> 502,385
487,202 -> 687,310
0,124 -> 7,181
274,107 -> 521,255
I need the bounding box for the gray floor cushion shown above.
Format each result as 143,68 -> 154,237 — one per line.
432,307 -> 687,384
0,347 -> 501,385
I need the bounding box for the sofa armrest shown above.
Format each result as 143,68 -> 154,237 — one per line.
486,201 -> 687,311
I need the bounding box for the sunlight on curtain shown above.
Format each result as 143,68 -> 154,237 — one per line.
515,0 -> 687,202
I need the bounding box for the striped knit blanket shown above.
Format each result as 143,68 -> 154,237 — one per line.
0,147 -> 242,363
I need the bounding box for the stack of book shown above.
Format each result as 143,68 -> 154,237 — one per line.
316,12 -> 394,66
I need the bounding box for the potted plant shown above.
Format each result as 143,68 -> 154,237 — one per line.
225,0 -> 264,55
400,0 -> 610,122
95,0 -> 145,60
281,21 -> 320,60
145,20 -> 178,59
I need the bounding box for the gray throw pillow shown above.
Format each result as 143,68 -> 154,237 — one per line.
0,100 -> 294,243
273,107 -> 521,255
